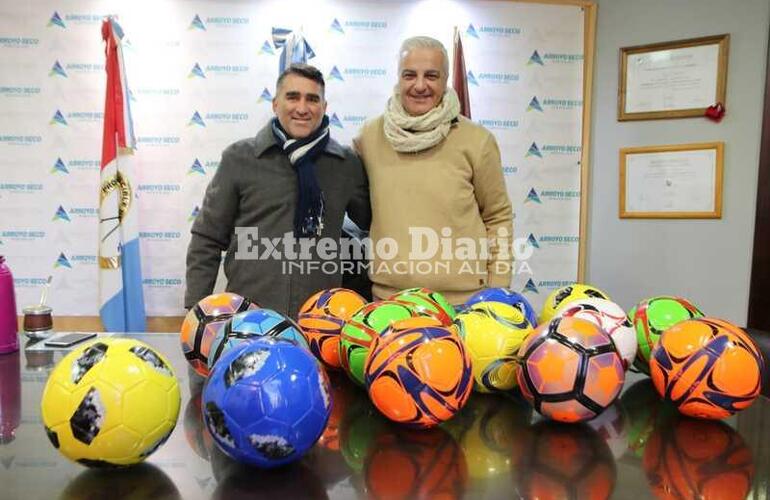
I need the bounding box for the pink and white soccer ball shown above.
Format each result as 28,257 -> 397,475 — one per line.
555,298 -> 637,370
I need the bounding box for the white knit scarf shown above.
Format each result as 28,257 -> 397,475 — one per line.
383,87 -> 461,153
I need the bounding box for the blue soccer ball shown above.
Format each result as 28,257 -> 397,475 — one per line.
208,308 -> 309,370
202,338 -> 332,468
463,288 -> 538,327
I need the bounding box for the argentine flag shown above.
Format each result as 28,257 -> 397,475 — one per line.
99,18 -> 146,332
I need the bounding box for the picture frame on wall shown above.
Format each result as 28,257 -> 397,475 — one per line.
619,142 -> 724,219
618,34 -> 729,121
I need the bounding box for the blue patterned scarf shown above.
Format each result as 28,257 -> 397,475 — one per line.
271,115 -> 330,237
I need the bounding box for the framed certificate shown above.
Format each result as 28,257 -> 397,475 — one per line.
618,34 -> 729,121
619,142 -> 723,219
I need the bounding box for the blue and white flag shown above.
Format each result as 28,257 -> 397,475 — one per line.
272,27 -> 315,73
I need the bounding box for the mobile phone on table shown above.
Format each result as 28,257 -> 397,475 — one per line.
44,332 -> 98,348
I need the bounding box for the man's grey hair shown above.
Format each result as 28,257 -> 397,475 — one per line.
398,36 -> 449,80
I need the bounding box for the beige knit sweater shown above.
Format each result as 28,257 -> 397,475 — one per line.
354,115 -> 513,305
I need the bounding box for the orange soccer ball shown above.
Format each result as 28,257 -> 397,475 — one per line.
650,317 -> 765,419
365,325 -> 473,428
297,288 -> 367,369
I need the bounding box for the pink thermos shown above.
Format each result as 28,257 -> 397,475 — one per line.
0,256 -> 19,354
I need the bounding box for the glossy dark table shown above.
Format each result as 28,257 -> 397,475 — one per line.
1,333 -> 768,500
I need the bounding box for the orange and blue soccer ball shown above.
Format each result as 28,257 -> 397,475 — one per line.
517,317 -> 626,423
202,338 -> 331,468
650,317 -> 765,419
365,325 -> 472,428
298,288 -> 367,370
180,293 -> 259,377
207,308 -> 309,370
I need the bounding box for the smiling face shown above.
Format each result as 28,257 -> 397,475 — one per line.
398,47 -> 447,116
272,73 -> 327,139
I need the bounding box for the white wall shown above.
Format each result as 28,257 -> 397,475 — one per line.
586,0 -> 770,324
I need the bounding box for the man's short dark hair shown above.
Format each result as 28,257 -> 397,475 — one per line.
276,64 -> 325,97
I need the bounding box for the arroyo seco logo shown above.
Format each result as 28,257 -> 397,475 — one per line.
188,158 -> 218,175
0,183 -> 43,195
189,63 -> 206,79
50,110 -> 67,126
191,111 -> 248,125
50,61 -> 67,77
527,49 -> 582,65
189,14 -> 206,31
329,17 -> 387,34
525,142 -> 581,158
258,88 -> 273,103
476,118 -> 518,131
190,63 -> 248,78
465,70 -> 518,86
139,231 -> 181,242
55,252 -> 96,269
1,230 -> 45,242
136,136 -> 180,147
528,96 -> 582,112
0,135 -> 42,146
134,87 -> 180,98
328,65 -> 385,81
502,165 -> 518,176
465,23 -> 521,39
189,205 -> 200,222
48,12 -> 65,28
0,36 -> 39,48
527,233 -> 579,249
188,111 -> 206,127
258,40 -> 274,55
53,205 -> 98,221
525,188 -> 542,204
60,62 -> 104,74
330,113 -> 343,129
13,277 -> 49,288
522,278 -> 539,294
0,86 -> 40,98
137,184 -> 181,195
143,277 -> 183,288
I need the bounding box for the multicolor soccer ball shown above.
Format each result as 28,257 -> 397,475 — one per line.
629,296 -> 704,374
181,293 -> 259,376
41,338 -> 181,467
365,325 -> 472,428
207,308 -> 309,370
389,287 -> 456,325
649,318 -> 765,419
297,288 -> 367,370
454,301 -> 533,392
555,298 -> 637,370
340,300 -> 427,386
202,338 -> 331,468
464,287 -> 538,327
517,317 -> 625,423
539,284 -> 610,326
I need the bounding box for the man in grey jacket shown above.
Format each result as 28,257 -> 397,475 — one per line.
185,64 -> 370,318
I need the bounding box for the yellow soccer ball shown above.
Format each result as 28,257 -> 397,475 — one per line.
539,284 -> 610,325
454,302 -> 533,393
41,338 -> 181,467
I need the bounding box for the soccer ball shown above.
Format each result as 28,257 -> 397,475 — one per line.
650,318 -> 764,419
630,296 -> 704,373
539,284 -> 610,325
517,317 -> 625,423
297,288 -> 367,370
555,298 -> 637,370
464,287 -> 538,327
181,293 -> 259,377
202,338 -> 331,468
365,325 -> 472,428
207,308 -> 309,370
643,416 -> 754,499
388,287 -> 456,325
340,300 -> 429,386
454,301 -> 533,393
41,338 -> 180,467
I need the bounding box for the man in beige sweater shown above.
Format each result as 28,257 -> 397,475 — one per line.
354,36 -> 513,305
